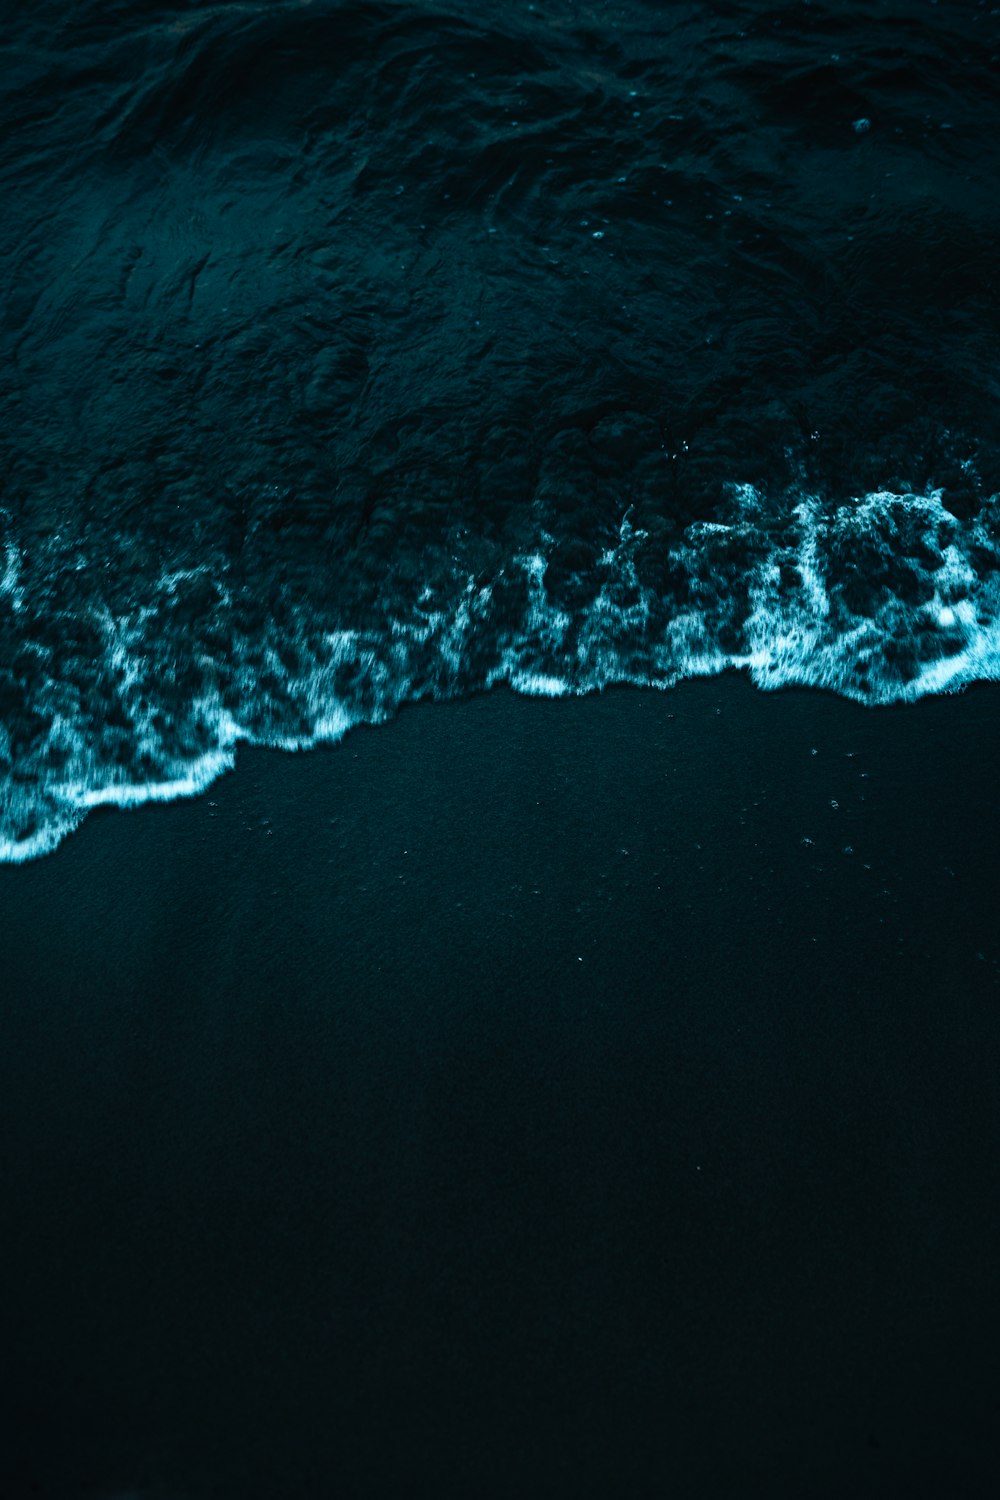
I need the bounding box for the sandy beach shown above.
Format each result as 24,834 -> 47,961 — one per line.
1,675 -> 999,1497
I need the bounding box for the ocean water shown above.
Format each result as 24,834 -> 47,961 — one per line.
3,0 -> 999,858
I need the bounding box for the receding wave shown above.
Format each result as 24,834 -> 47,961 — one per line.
3,0 -> 1000,858
2,476 -> 997,861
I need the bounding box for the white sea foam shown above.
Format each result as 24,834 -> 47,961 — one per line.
69,747 -> 238,809
1,481 -> 998,861
0,535 -> 23,612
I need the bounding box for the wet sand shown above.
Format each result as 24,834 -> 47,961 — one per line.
1,675 -> 999,1497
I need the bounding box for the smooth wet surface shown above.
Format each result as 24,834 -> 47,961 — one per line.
1,678 -> 998,1496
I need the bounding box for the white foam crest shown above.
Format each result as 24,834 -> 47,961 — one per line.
791,496 -> 830,620
737,486 -> 1000,700
0,824 -> 83,864
658,610 -> 731,684
576,511 -> 654,683
0,537 -> 24,611
3,480 -> 1000,861
504,670 -> 572,696
742,497 -> 833,689
69,746 -> 238,810
487,549 -> 572,686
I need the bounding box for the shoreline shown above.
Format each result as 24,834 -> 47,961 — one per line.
5,664 -> 1000,868
1,673 -> 999,1497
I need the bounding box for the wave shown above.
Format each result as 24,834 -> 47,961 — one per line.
2,479 -> 997,862
5,2 -> 1000,860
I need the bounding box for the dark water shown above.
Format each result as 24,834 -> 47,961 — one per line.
2,0 -> 1000,857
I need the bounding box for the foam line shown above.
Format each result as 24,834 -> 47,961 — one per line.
1,482 -> 998,861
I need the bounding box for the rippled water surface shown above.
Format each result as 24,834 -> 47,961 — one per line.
3,0 -> 999,856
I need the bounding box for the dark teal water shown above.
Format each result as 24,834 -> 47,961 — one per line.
2,0 -> 1000,857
